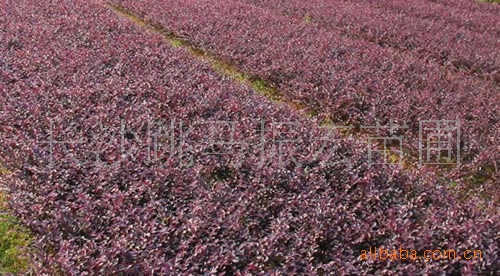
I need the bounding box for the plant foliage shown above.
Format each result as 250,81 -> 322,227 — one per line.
0,0 -> 499,274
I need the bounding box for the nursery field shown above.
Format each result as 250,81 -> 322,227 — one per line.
0,0 -> 499,274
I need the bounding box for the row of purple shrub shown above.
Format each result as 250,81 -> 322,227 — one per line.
1,0 -> 498,274
240,0 -> 500,80
430,0 -> 500,15
110,0 -> 499,179
315,0 -> 500,34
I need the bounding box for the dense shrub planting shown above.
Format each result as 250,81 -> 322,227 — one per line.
111,0 -> 499,178
361,0 -> 500,34
1,0 -> 498,274
244,0 -> 500,36
436,0 -> 500,14
240,0 -> 500,81
371,0 -> 499,34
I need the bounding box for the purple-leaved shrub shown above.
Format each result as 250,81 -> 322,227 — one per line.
0,0 -> 498,274
111,0 -> 500,179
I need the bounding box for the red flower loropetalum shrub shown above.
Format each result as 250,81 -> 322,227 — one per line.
0,0 -> 499,274
239,0 -> 500,80
111,0 -> 500,178
363,0 -> 500,35
432,0 -> 500,16
242,0 -> 500,35
365,0 -> 500,34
